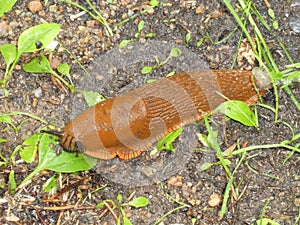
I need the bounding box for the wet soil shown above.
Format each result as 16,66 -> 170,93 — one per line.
0,0 -> 299,225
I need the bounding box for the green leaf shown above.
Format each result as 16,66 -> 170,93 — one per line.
156,128 -> 183,152
23,55 -> 54,74
20,133 -> 41,163
0,114 -> 15,128
169,48 -> 182,58
0,44 -> 17,67
197,37 -> 206,47
38,134 -> 97,172
186,32 -> 191,46
0,0 -> 17,17
57,63 -> 70,76
138,20 -> 145,33
197,130 -> 219,151
123,215 -> 132,225
149,0 -> 160,6
141,66 -> 153,74
268,8 -> 275,19
120,208 -> 132,225
166,71 -> 175,77
43,175 -> 58,193
0,138 -> 7,143
82,91 -> 106,107
145,32 -> 156,38
119,40 -> 131,48
200,162 -> 214,171
124,196 -> 149,208
9,170 -> 16,194
20,133 -> 97,186
17,23 -> 60,55
117,193 -> 123,203
215,100 -> 257,127
96,202 -> 105,208
273,20 -> 278,30
255,218 -> 280,225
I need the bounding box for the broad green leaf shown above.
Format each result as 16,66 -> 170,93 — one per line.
9,170 -> 16,194
38,134 -> 97,172
20,133 -> 97,186
169,47 -> 182,58
215,100 -> 257,127
17,23 -> 60,55
82,91 -> 105,107
119,40 -> 131,48
0,44 -> 17,67
0,0 -> 17,17
141,66 -> 153,74
124,196 -> 149,208
43,175 -> 58,193
23,55 -> 54,74
20,133 -> 41,163
156,128 -> 183,152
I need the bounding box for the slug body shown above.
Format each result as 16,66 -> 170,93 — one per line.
61,69 -> 267,160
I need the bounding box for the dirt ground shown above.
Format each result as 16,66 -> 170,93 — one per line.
0,0 -> 299,225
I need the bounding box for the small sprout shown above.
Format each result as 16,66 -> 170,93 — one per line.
141,66 -> 153,74
197,36 -> 206,47
169,47 -> 182,58
186,32 -> 191,46
156,128 -> 183,152
8,170 -> 16,194
123,196 -> 149,208
145,32 -> 156,38
119,40 -> 132,48
43,175 -> 58,193
149,0 -> 160,7
138,20 -> 145,33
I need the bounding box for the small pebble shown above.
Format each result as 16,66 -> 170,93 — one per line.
27,0 -> 43,13
208,193 -> 222,207
33,87 -> 42,98
195,4 -> 205,14
0,21 -> 11,37
289,16 -> 300,33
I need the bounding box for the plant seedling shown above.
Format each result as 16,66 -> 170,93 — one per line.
0,23 -> 60,96
141,47 -> 182,74
97,193 -> 149,224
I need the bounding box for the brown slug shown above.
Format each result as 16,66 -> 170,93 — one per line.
45,69 -> 270,160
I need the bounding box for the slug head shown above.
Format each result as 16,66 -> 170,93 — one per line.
40,130 -> 86,157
